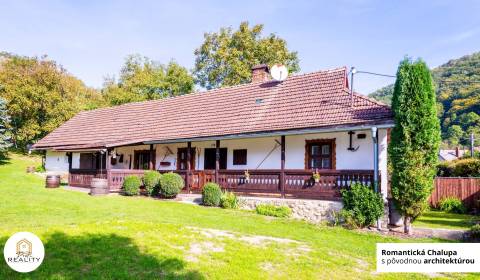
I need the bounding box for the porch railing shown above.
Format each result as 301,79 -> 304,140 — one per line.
68,168 -> 374,199
69,169 -> 107,187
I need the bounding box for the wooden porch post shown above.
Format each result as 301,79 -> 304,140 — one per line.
215,140 -> 220,183
106,149 -> 112,190
149,144 -> 154,170
280,135 -> 286,198
186,141 -> 191,193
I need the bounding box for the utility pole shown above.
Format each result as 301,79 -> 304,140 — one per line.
470,133 -> 475,157
350,67 -> 356,107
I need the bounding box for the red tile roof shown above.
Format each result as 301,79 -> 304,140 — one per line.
34,67 -> 393,150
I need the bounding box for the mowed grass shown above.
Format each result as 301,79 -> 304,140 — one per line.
413,210 -> 480,231
0,153 -> 478,279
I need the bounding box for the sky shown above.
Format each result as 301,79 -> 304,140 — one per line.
1,0 -> 479,94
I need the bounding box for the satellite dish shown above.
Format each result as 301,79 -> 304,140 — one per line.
270,64 -> 288,81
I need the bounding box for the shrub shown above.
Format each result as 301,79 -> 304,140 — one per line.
437,158 -> 480,177
143,171 -> 161,196
436,161 -> 453,177
340,183 -> 384,228
158,172 -> 184,198
339,209 -> 359,229
255,204 -> 292,218
452,158 -> 480,177
220,191 -> 238,209
438,197 -> 467,214
202,183 -> 222,206
469,224 -> 480,239
123,175 -> 142,196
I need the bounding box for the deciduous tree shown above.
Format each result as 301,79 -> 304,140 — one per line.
0,97 -> 11,158
389,58 -> 441,234
194,22 -> 300,89
103,54 -> 194,105
0,54 -> 102,148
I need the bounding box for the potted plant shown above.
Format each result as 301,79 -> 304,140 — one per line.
312,170 -> 321,183
244,170 -> 250,183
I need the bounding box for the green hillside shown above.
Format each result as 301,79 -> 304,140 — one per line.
369,52 -> 480,147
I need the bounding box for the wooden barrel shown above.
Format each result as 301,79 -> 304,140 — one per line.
45,175 -> 60,188
90,178 -> 109,196
26,166 -> 35,173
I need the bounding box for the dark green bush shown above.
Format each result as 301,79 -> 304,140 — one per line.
143,171 -> 161,196
123,175 -> 142,196
220,191 -> 239,209
436,161 -> 453,177
437,158 -> 480,177
255,204 -> 291,218
438,197 -> 467,214
202,183 -> 222,206
340,183 -> 384,228
158,172 -> 184,198
452,158 -> 480,177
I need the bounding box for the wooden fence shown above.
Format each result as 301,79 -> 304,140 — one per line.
430,177 -> 480,209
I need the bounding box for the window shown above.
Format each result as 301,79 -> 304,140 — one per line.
134,150 -> 155,170
233,149 -> 247,165
305,139 -> 335,169
79,153 -> 105,170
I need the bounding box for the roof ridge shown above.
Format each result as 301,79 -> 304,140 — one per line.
79,66 -> 349,115
342,89 -> 390,107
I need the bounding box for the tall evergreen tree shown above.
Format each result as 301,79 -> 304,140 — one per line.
389,58 -> 440,234
0,97 -> 11,158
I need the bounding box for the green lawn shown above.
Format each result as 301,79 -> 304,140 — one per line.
0,153 -> 477,279
413,210 -> 480,231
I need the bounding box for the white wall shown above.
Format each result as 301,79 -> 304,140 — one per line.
45,151 -> 69,173
46,128 -> 390,196
108,129 -> 386,172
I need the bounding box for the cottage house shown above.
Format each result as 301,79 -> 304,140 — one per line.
34,65 -> 393,200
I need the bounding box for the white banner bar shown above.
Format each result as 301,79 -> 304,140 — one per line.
377,243 -> 480,273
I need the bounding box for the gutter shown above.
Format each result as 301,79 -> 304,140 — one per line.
143,121 -> 394,145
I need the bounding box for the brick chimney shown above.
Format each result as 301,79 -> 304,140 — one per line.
251,64 -> 270,83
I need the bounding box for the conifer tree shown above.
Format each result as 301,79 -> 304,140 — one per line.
389,58 -> 440,234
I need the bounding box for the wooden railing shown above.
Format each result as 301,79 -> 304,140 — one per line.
107,169 -> 145,192
68,168 -> 374,199
69,169 -> 107,187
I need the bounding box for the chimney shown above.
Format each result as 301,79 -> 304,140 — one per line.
251,64 -> 270,83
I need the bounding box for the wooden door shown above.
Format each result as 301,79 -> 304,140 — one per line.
177,148 -> 196,170
204,148 -> 227,169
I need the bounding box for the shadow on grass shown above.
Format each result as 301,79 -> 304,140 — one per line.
0,232 -> 203,280
0,155 -> 10,165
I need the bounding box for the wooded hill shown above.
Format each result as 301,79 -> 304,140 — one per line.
369,52 -> 480,147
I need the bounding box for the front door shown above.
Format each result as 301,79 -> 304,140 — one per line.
204,148 -> 227,169
177,148 -> 196,170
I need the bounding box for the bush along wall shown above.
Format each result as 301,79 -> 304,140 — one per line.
340,183 -> 384,228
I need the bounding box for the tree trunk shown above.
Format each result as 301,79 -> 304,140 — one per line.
403,216 -> 412,235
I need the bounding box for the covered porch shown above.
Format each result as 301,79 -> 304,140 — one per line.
65,127 -> 386,200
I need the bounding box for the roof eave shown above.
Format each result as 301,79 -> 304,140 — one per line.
143,120 -> 395,145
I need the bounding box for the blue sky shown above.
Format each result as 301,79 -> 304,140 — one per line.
1,0 -> 479,94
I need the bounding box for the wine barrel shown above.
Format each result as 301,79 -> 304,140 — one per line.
90,178 -> 109,196
45,175 -> 60,188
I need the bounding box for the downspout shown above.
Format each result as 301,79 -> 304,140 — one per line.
371,127 -> 381,230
